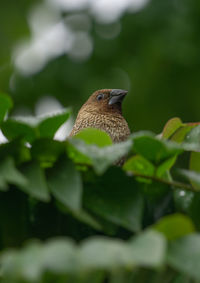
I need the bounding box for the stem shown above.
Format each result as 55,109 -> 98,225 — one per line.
76,162 -> 196,192
132,172 -> 196,192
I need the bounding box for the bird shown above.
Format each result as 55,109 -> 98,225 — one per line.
70,89 -> 130,143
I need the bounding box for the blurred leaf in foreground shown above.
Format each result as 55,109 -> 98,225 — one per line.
1,109 -> 70,142
167,234 -> 200,281
0,230 -> 166,281
153,213 -> 195,240
162,117 -> 183,139
47,157 -> 82,212
0,93 -> 13,123
0,157 -> 27,191
68,138 -> 132,174
131,132 -> 183,165
73,128 -> 113,147
84,167 -> 144,232
19,161 -> 50,202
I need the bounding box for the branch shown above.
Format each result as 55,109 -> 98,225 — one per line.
132,172 -> 196,192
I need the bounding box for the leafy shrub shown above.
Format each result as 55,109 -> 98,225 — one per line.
0,93 -> 200,282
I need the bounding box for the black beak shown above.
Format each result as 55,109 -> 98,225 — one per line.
108,89 -> 128,105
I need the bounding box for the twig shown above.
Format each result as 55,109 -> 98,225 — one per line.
131,172 -> 196,192
75,161 -> 196,192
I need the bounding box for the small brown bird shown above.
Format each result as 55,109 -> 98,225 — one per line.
70,89 -> 130,143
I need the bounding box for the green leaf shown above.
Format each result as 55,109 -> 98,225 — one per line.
1,109 -> 70,142
0,157 -> 28,190
68,139 -> 132,174
167,234 -> 200,280
185,125 -> 200,145
190,152 -> 200,173
123,155 -> 155,177
67,128 -> 113,170
0,242 -> 43,282
57,201 -> 103,231
156,156 -> 177,178
80,230 -> 166,270
153,214 -> 195,240
162,119 -> 200,143
162,117 -> 183,139
170,125 -> 194,143
19,161 -> 50,201
73,128 -> 112,147
42,238 -> 77,273
84,167 -> 144,232
177,124 -> 200,152
131,132 -> 183,165
123,153 -> 176,181
73,210 -> 103,231
79,237 -> 131,270
67,141 -> 92,166
1,119 -> 36,142
48,157 -> 82,211
0,239 -> 79,282
128,230 -> 166,267
38,109 -> 71,139
31,138 -> 65,164
0,93 -> 13,123
189,152 -> 200,191
0,139 -> 31,163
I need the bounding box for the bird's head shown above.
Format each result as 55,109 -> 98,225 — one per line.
80,89 -> 128,115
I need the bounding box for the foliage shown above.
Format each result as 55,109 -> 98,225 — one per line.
1,95 -> 200,282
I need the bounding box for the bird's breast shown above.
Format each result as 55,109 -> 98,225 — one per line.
70,112 -> 130,143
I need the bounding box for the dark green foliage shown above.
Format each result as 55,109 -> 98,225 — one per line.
1,95 -> 200,282
1,109 -> 70,142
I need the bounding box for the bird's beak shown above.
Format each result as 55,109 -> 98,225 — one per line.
108,89 -> 128,105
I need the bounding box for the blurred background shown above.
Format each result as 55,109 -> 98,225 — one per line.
1,0 -> 200,139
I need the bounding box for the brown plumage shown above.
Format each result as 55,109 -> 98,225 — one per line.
70,89 -> 130,143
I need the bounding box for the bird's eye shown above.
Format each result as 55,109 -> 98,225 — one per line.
96,93 -> 104,101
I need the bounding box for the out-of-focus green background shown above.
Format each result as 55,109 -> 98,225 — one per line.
1,0 -> 200,136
